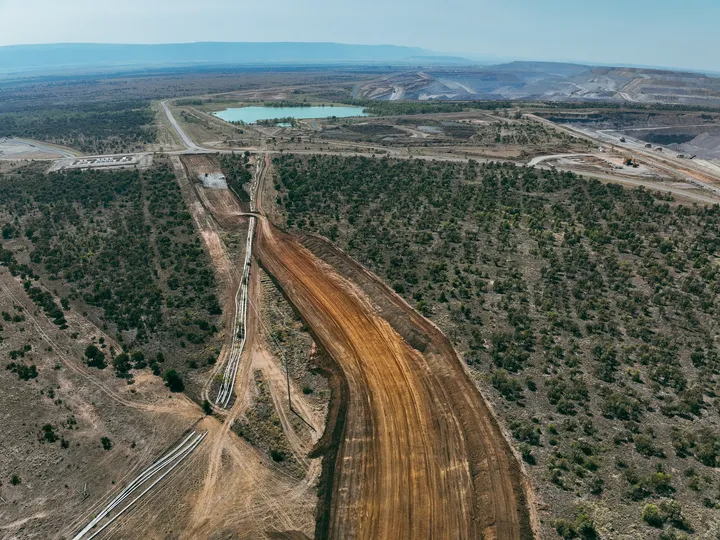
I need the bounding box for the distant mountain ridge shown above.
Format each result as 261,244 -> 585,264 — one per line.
5,42 -> 719,106
0,42 -> 462,76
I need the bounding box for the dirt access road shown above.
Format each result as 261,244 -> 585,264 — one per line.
526,113 -> 720,201
256,207 -> 533,538
164,108 -> 535,538
161,101 -> 206,152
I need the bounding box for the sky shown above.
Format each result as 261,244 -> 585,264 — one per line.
0,0 -> 718,71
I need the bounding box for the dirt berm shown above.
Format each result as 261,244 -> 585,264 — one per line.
256,219 -> 534,540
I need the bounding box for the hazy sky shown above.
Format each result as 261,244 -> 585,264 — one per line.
1,0 -> 718,71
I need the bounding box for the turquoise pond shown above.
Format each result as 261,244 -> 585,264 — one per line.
212,106 -> 369,124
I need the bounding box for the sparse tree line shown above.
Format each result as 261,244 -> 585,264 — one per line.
343,99 -> 514,116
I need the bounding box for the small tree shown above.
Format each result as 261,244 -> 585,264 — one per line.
164,370 -> 184,392
553,519 -> 576,539
85,345 -> 106,369
131,351 -> 146,369
659,499 -> 689,530
202,400 -> 213,415
113,353 -> 131,378
101,437 -> 112,451
40,424 -> 58,443
269,449 -> 286,462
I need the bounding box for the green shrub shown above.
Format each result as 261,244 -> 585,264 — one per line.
101,437 -> 112,451
202,400 -> 213,415
491,369 -> 524,402
642,504 -> 663,527
85,345 -> 106,369
269,449 -> 286,462
164,369 -> 184,392
40,424 -> 58,443
553,508 -> 597,539
642,500 -> 689,529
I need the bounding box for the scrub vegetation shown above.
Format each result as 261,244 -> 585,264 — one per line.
0,160 -> 221,390
272,153 -> 720,537
0,100 -> 156,154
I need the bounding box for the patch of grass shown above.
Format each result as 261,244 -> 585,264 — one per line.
232,370 -> 304,478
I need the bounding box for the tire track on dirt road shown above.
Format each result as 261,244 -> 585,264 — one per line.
71,431 -> 208,540
256,216 -> 534,539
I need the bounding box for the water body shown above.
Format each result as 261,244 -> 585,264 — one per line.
213,106 -> 368,124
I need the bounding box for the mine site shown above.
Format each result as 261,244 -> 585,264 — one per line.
2,4 -> 720,540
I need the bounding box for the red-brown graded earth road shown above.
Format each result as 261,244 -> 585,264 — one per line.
256,215 -> 534,540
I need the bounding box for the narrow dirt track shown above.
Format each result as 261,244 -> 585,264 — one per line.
256,218 -> 534,540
